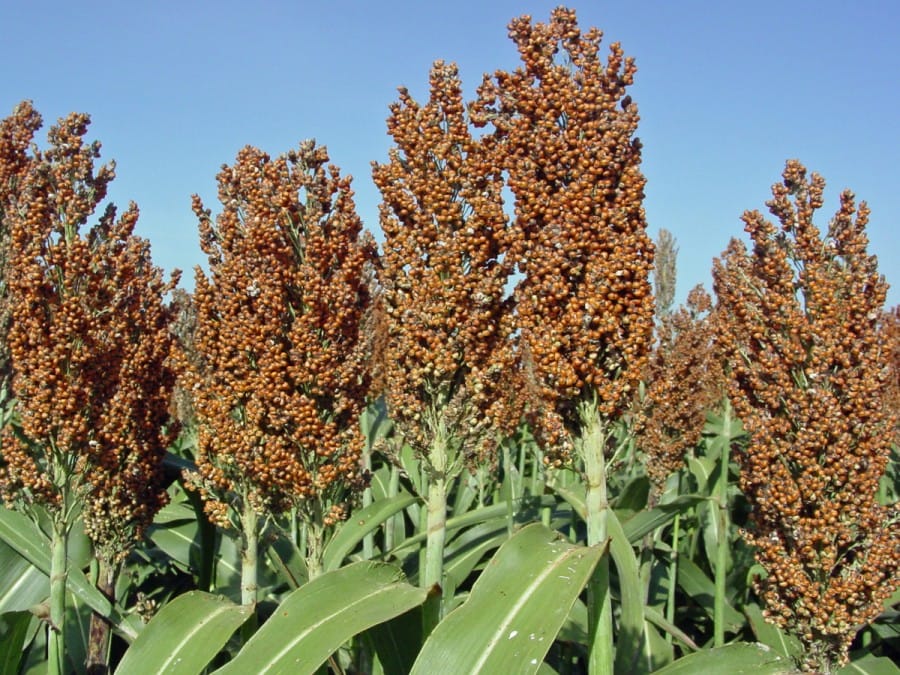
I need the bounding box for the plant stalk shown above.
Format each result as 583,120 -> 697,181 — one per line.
48,517 -> 68,675
86,558 -> 116,674
714,400 -> 732,647
240,500 -> 260,608
580,400 -> 614,675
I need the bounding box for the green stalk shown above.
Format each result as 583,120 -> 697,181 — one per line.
48,517 -> 68,675
666,512 -> 681,646
580,399 -> 614,675
384,464 -> 400,552
714,400 -> 733,647
305,521 -> 325,580
423,475 -> 448,591
362,443 -> 375,560
239,499 -> 261,645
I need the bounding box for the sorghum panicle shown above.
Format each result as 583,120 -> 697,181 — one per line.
372,61 -> 519,472
636,286 -> 725,494
713,160 -> 899,670
0,102 -> 179,563
472,7 -> 655,454
181,142 -> 373,527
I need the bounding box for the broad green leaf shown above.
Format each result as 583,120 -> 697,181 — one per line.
643,605 -> 698,653
364,604 -> 423,675
216,562 -> 426,675
148,517 -> 242,594
322,494 -> 416,572
266,533 -> 308,590
607,509 -> 647,674
620,496 -> 706,544
410,523 -> 602,675
0,508 -> 126,637
0,611 -> 31,675
612,475 -> 650,519
676,556 -> 744,632
838,653 -> 900,674
0,540 -> 48,612
443,518 -> 509,592
116,591 -> 250,675
744,603 -> 802,660
389,496 -> 556,555
653,642 -> 792,674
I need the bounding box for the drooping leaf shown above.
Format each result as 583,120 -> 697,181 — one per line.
363,604 -> 424,675
838,653 -> 900,675
115,591 -> 251,675
216,562 -> 426,675
322,494 -> 416,572
620,495 -> 706,544
653,642 -> 792,674
410,523 -> 602,675
744,603 -> 802,660
0,540 -> 48,612
0,611 -> 31,675
607,509 -> 648,674
676,556 -> 744,632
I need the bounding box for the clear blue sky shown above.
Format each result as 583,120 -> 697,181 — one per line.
2,1 -> 898,307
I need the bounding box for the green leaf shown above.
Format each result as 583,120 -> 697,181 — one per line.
410,523 -> 602,675
0,508 -> 127,637
216,562 -> 427,674
607,509 -> 647,674
838,654 -> 900,674
364,604 -> 424,675
322,494 -> 416,572
676,556 -> 744,633
389,497 -> 556,556
612,475 -> 650,519
266,533 -> 308,590
443,518 -> 509,592
620,496 -> 706,544
0,540 -> 48,612
116,591 -> 251,675
0,611 -> 31,675
744,603 -> 802,660
653,643 -> 792,674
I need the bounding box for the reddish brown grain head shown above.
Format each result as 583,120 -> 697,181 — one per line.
0,103 -> 178,563
713,160 -> 899,670
180,141 -> 373,527
473,7 -> 654,456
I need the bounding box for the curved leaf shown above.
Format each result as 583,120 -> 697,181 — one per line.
411,523 -> 602,675
216,562 -> 426,674
0,539 -> 48,612
653,642 -> 792,674
322,494 -> 416,572
607,509 -> 647,674
116,591 -> 250,675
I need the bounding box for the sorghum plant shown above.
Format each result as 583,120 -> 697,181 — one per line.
713,160 -> 900,672
636,286 -> 723,496
372,61 -> 518,597
180,142 -> 373,603
472,8 -> 654,673
0,102 -> 178,674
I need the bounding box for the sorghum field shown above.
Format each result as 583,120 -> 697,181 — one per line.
0,7 -> 897,675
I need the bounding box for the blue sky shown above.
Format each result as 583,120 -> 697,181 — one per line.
2,1 -> 898,307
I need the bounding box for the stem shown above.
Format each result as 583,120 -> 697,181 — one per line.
666,513 -> 681,647
580,400 -> 614,675
240,501 -> 260,608
362,442 -> 374,560
306,522 -> 325,580
714,400 -> 733,648
423,475 -> 448,591
87,558 -> 116,674
48,518 -> 68,675
384,465 -> 400,553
